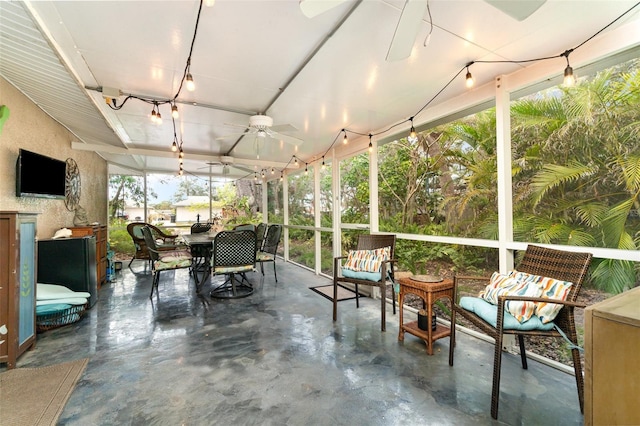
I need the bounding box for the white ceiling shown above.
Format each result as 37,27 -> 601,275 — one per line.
1,0 -> 640,181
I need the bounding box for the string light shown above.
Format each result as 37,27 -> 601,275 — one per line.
465,63 -> 474,88
254,173 -> 258,181
368,134 -> 373,153
409,117 -> 417,141
562,49 -> 576,87
321,157 -> 325,170
186,73 -> 195,92
342,129 -> 348,144
171,103 -> 179,119
305,163 -> 308,175
151,108 -> 157,123
171,137 -> 178,152
280,172 -> 284,182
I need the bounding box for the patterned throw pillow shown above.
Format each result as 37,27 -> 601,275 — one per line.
343,247 -> 390,273
479,271 -> 543,323
518,272 -> 573,324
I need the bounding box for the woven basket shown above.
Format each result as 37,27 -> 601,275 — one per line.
36,304 -> 87,332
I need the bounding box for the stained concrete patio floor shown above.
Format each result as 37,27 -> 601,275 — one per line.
8,259 -> 584,425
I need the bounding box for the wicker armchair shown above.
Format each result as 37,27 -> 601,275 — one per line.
448,245 -> 592,419
332,234 -> 397,332
127,222 -> 180,267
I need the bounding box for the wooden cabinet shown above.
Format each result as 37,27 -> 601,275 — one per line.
0,211 -> 38,369
584,286 -> 640,426
70,224 -> 107,288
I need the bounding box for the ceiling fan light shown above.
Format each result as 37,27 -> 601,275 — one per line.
186,73 -> 195,92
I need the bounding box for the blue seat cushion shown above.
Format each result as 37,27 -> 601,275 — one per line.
341,268 -> 381,282
459,296 -> 555,331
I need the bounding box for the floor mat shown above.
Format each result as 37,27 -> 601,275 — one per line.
310,284 -> 362,302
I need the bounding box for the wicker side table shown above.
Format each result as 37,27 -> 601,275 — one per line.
397,276 -> 454,355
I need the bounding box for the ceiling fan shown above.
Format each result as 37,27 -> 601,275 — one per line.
216,114 -> 303,147
197,156 -> 252,175
299,0 -> 546,61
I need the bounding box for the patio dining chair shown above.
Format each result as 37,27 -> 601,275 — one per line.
256,224 -> 282,282
210,229 -> 257,299
127,222 -> 180,268
142,225 -> 193,299
189,222 -> 213,275
255,222 -> 268,252
332,234 -> 397,332
448,245 -> 592,419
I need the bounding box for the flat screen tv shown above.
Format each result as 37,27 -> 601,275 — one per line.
16,149 -> 66,199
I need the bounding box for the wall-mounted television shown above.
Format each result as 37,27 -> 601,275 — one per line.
16,149 -> 66,199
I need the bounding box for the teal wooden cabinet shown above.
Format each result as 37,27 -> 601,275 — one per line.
0,211 -> 37,369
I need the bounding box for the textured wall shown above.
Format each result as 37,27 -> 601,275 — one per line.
0,77 -> 108,239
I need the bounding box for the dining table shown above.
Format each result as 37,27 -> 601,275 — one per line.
182,233 -> 215,287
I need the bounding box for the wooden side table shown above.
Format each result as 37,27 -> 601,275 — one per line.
397,276 -> 454,355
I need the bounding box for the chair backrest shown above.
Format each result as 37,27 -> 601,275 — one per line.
211,230 -> 256,268
261,224 -> 282,255
255,223 -> 267,251
516,245 -> 592,328
355,234 -> 396,278
191,222 -> 211,234
141,226 -> 160,261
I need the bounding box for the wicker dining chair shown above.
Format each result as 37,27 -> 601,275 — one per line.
255,222 -> 268,252
256,224 -> 282,282
127,222 -> 180,268
332,234 -> 397,332
209,229 -> 257,299
448,245 -> 592,419
141,225 -> 193,298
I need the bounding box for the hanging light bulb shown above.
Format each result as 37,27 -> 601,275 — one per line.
171,104 -> 179,119
254,173 -> 258,181
563,65 -> 575,87
342,130 -> 348,144
204,0 -> 215,7
156,111 -> 162,125
151,108 -> 157,123
280,172 -> 283,182
171,135 -> 178,152
465,65 -> 474,88
321,157 -> 325,170
562,50 -> 576,87
409,118 -> 417,141
368,134 -> 373,153
294,156 -> 298,166
305,164 -> 308,175
186,73 -> 195,92
179,149 -> 184,159
261,169 -> 265,178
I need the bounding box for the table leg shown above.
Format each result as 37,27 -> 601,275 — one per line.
398,291 -> 405,341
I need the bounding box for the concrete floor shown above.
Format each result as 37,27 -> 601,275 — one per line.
8,260 -> 583,425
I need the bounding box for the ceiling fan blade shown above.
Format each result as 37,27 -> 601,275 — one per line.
270,123 -> 298,133
268,130 -> 304,146
386,0 -> 429,62
215,131 -> 252,141
484,0 -> 546,21
299,0 -> 348,18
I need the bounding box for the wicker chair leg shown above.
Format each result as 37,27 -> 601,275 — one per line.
332,280 -> 338,322
572,347 -> 585,413
448,309 -> 457,366
391,286 -> 396,314
380,283 -> 386,331
518,335 -> 528,369
273,260 -> 278,282
355,284 -> 360,308
491,332 -> 504,420
149,272 -> 159,299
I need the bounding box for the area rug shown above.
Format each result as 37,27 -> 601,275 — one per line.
0,357 -> 89,426
310,284 -> 361,302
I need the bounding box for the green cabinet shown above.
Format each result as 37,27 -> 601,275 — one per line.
0,211 -> 37,369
